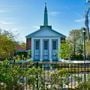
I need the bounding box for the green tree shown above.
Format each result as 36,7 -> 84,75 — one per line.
67,29 -> 83,60
86,40 -> 90,59
68,29 -> 83,54
60,41 -> 72,59
0,30 -> 16,60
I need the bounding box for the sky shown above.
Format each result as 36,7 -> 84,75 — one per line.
0,0 -> 89,42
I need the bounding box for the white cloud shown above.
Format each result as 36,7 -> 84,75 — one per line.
0,21 -> 13,25
49,11 -> 61,16
0,20 -> 14,31
0,20 -> 25,42
0,21 -> 18,36
74,18 -> 84,23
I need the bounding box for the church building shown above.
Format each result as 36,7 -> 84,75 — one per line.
26,3 -> 65,62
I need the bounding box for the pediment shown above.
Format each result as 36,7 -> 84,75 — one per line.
26,26 -> 65,38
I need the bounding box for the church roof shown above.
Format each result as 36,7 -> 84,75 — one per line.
26,26 -> 65,38
26,26 -> 66,38
26,3 -> 66,38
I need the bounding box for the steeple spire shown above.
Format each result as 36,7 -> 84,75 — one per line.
44,2 -> 48,26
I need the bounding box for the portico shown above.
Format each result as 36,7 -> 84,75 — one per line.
31,38 -> 60,61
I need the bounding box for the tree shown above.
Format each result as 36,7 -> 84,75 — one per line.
0,30 -> 16,60
68,29 -> 83,54
86,40 -> 90,59
60,41 -> 72,59
67,29 -> 83,60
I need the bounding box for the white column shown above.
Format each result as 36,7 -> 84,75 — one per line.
49,39 -> 52,62
40,39 -> 43,61
31,38 -> 34,61
58,38 -> 60,61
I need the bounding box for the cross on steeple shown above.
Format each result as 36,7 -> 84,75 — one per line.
44,2 -> 48,26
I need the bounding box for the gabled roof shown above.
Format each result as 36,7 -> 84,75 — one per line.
26,26 -> 66,38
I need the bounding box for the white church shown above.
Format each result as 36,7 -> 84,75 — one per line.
26,3 -> 65,62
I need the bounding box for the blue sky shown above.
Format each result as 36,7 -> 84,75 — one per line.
0,0 -> 88,42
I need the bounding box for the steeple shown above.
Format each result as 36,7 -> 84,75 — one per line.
44,2 -> 48,26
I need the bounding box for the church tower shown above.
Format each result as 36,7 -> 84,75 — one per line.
26,3 -> 65,61
44,3 -> 48,26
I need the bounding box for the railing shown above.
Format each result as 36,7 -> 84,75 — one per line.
0,61 -> 90,90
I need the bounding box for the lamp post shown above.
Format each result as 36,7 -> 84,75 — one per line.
82,27 -> 86,82
82,28 -> 86,60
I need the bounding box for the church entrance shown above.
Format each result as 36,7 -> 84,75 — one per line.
43,39 -> 49,61
34,39 -> 40,61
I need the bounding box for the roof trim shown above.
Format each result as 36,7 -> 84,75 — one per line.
26,26 -> 66,38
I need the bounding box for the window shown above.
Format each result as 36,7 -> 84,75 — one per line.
44,40 -> 48,50
35,40 -> 40,50
52,40 -> 57,50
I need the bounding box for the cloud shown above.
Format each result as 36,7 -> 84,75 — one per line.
74,18 -> 84,23
0,20 -> 25,42
49,11 -> 61,16
0,20 -> 32,42
0,21 -> 14,31
0,20 -> 17,34
0,21 -> 13,25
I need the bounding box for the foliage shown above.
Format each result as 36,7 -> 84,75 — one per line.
1,60 -> 90,90
51,69 -> 70,89
0,30 -> 16,60
0,60 -> 24,89
76,82 -> 90,90
57,28 -> 90,60
60,29 -> 84,60
75,75 -> 90,90
26,66 -> 44,89
14,42 -> 27,59
86,40 -> 90,59
60,41 -> 72,59
67,29 -> 83,60
68,29 -> 82,43
0,29 -> 26,60
0,60 -> 44,90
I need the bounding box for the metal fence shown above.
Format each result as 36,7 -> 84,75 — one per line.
0,61 -> 90,90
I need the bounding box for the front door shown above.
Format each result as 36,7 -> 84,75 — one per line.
52,39 -> 58,61
43,39 -> 49,61
34,39 -> 40,61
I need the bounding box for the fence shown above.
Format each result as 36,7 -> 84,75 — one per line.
0,61 -> 90,90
